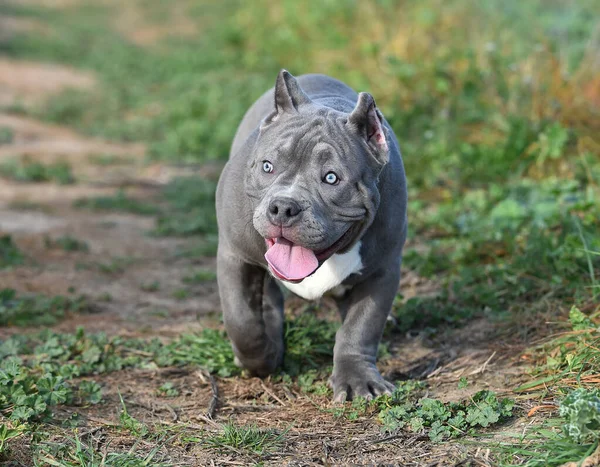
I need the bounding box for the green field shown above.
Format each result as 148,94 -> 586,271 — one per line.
0,0 -> 599,465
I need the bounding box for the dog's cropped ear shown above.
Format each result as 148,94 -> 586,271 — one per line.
347,92 -> 389,165
262,70 -> 311,129
274,69 -> 311,113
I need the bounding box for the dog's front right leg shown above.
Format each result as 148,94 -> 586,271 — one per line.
217,251 -> 284,377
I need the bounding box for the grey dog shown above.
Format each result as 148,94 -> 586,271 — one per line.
216,70 -> 407,401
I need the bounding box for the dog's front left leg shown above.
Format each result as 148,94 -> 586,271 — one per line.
217,251 -> 284,377
330,264 -> 400,402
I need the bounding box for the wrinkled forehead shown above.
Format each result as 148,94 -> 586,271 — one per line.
261,109 -> 361,167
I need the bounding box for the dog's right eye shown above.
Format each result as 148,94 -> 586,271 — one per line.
262,161 -> 274,173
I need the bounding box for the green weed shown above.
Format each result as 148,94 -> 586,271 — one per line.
74,190 -> 159,216
118,394 -> 148,437
335,382 -> 515,442
156,382 -> 179,398
87,153 -> 134,166
283,311 -> 337,377
0,423 -> 24,456
0,158 -> 75,184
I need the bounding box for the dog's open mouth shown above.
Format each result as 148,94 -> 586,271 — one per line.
264,228 -> 354,282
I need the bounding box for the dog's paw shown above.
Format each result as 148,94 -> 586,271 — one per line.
329,358 -> 395,402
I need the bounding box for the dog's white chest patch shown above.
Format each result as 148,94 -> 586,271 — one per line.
280,241 -> 363,301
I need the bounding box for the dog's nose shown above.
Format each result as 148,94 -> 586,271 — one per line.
268,197 -> 303,225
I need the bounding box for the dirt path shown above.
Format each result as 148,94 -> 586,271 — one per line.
0,58 -> 534,466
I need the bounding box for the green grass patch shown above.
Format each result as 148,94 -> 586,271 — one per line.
34,431 -> 169,466
0,235 -> 24,269
153,177 -> 217,237
198,422 -> 286,456
87,153 -> 134,166
0,158 -> 75,185
0,289 -> 92,327
74,190 -> 160,216
516,306 -> 600,393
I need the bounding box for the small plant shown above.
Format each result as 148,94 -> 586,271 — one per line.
156,382 -> 179,398
171,288 -> 189,300
559,388 -> 600,444
118,394 -> 148,437
0,423 -> 24,455
375,384 -> 514,441
0,289 -> 91,327
201,422 -> 286,455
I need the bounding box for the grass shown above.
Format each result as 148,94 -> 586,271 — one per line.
0,158 -> 75,184
199,422 -> 287,456
492,388 -> 600,466
153,177 -> 217,237
0,289 -> 92,327
74,190 -> 160,216
87,153 -> 134,166
34,433 -> 169,466
516,306 -> 600,394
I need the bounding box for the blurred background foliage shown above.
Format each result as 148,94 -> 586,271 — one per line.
1,0 -> 598,184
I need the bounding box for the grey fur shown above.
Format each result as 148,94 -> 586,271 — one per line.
216,70 -> 407,401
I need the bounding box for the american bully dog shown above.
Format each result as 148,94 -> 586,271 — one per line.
216,70 -> 407,401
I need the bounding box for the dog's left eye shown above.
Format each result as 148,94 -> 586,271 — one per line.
323,172 -> 339,185
262,161 -> 274,173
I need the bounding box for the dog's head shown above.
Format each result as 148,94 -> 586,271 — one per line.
245,70 -> 390,282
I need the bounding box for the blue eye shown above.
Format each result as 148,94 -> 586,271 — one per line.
324,172 -> 339,185
262,161 -> 274,173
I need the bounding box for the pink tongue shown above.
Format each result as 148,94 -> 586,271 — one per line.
265,238 -> 319,281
